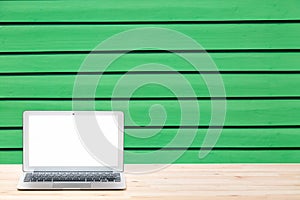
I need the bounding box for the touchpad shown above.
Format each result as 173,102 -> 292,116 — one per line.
53,183 -> 91,188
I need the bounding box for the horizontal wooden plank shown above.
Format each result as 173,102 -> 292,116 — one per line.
1,53 -> 300,73
1,128 -> 299,148
0,100 -> 299,127
1,24 -> 299,52
126,150 -> 300,163
1,150 -> 299,164
0,130 -> 22,148
1,74 -> 300,98
0,0 -> 299,22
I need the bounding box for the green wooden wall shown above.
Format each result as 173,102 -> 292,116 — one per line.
0,0 -> 300,164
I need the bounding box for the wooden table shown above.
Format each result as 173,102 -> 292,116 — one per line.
0,164 -> 299,200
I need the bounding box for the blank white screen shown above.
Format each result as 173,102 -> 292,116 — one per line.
28,114 -> 118,167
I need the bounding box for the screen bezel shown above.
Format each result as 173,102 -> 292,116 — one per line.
23,111 -> 124,172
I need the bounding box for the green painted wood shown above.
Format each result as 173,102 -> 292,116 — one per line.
1,74 -> 300,98
120,129 -> 300,148
0,0 -> 299,22
1,128 -> 300,149
0,1 -> 298,165
0,130 -> 22,148
125,150 -> 300,164
0,0 -> 300,22
1,24 -> 299,52
0,100 -> 299,127
1,150 -> 299,164
0,151 -> 22,164
1,53 -> 300,73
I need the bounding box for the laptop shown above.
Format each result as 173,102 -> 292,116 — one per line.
17,111 -> 126,190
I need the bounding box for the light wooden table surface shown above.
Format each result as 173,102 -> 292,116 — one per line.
0,164 -> 299,200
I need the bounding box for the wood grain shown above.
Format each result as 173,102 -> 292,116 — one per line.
0,24 -> 299,52
1,74 -> 300,98
0,0 -> 299,22
1,150 -> 300,164
1,128 -> 300,148
0,100 -> 299,127
1,53 -> 300,73
0,164 -> 299,199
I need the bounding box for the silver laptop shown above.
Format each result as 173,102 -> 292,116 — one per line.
18,111 -> 126,190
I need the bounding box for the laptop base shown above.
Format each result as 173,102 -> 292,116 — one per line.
17,173 -> 126,190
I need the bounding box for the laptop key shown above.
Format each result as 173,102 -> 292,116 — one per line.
107,178 -> 114,182
51,176 -> 60,181
86,177 -> 93,181
44,178 -> 53,182
94,177 -> 101,182
24,173 -> 32,182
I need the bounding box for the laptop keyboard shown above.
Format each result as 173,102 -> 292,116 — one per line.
24,172 -> 121,182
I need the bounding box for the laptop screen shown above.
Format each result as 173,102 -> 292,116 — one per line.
23,111 -> 123,171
